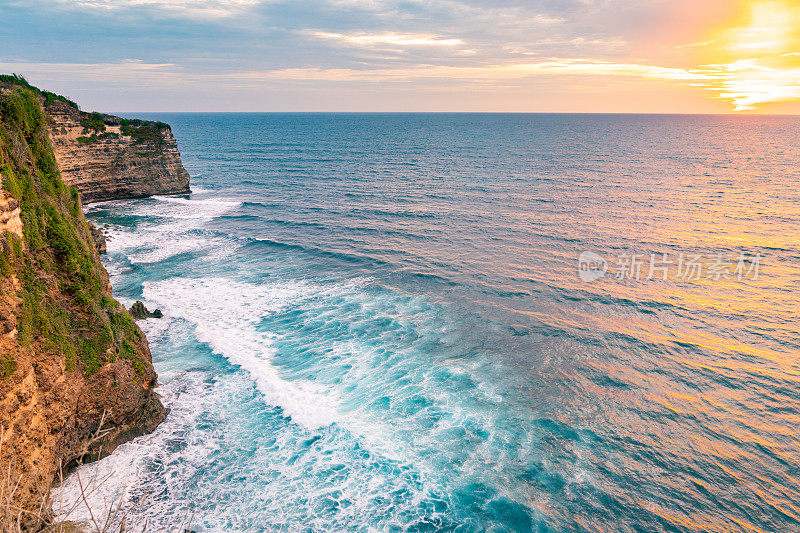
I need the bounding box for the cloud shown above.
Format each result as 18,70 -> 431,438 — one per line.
0,59 -> 177,82
676,40 -> 716,49
510,37 -> 628,54
231,59 -> 711,83
307,32 -> 465,48
532,14 -> 565,25
0,57 -> 710,86
5,0 -> 799,111
684,1 -> 800,110
49,0 -> 264,18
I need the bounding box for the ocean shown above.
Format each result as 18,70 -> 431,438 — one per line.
56,113 -> 800,532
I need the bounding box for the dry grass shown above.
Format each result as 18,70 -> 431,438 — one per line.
0,421 -> 193,533
0,425 -> 51,532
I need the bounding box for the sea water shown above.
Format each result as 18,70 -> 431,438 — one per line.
55,114 -> 800,532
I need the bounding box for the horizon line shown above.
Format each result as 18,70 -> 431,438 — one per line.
112,110 -> 800,117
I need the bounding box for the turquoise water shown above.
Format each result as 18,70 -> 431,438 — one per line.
57,114 -> 800,532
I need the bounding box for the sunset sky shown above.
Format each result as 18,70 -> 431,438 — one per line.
1,0 -> 799,113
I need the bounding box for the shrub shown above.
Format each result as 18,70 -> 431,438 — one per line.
0,73 -> 32,88
80,112 -> 107,134
77,131 -> 119,145
0,356 -> 16,379
42,90 -> 79,110
121,118 -> 168,148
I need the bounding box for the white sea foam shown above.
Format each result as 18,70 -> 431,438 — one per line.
133,235 -> 217,263
89,196 -> 240,237
99,195 -> 242,263
52,371 -> 244,531
52,366 -> 446,532
149,195 -> 242,220
71,183 -> 516,528
103,226 -> 232,264
53,272 -> 509,531
88,194 -> 240,221
143,277 -> 343,430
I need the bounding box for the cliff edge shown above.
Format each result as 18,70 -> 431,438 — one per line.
47,104 -> 190,203
0,78 -> 166,529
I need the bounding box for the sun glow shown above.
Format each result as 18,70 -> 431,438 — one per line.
693,1 -> 800,110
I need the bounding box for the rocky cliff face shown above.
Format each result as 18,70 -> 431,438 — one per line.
47,102 -> 190,203
0,80 -> 166,529
0,192 -> 21,240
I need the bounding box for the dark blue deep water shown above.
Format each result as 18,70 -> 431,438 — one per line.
58,114 -> 800,532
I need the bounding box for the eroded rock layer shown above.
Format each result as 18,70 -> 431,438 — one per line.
47,102 -> 190,203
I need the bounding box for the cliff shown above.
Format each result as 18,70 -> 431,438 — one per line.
0,79 -> 166,529
47,103 -> 190,203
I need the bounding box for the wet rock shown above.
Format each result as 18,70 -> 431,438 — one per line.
129,301 -> 163,320
88,221 -> 106,254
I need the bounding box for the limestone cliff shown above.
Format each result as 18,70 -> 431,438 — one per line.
47,102 -> 190,204
0,79 -> 166,529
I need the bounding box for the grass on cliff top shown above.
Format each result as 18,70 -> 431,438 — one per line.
0,74 -> 79,111
80,112 -> 107,134
120,118 -> 170,148
0,85 -> 146,379
2,73 -> 170,151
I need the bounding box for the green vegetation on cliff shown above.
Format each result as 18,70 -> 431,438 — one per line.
77,131 -> 120,145
0,77 -> 165,530
0,83 -> 145,378
121,118 -> 170,148
0,73 -> 79,111
80,112 -> 107,134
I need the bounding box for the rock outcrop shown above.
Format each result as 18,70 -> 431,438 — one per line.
129,301 -> 162,320
0,78 -> 167,529
0,192 -> 21,240
46,102 -> 190,203
87,221 -> 106,254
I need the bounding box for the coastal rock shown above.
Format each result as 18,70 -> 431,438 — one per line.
0,79 -> 167,530
129,301 -> 163,320
87,221 -> 106,254
46,101 -> 191,203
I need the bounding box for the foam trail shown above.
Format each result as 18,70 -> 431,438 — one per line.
99,195 -> 241,263
143,277 -> 342,429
